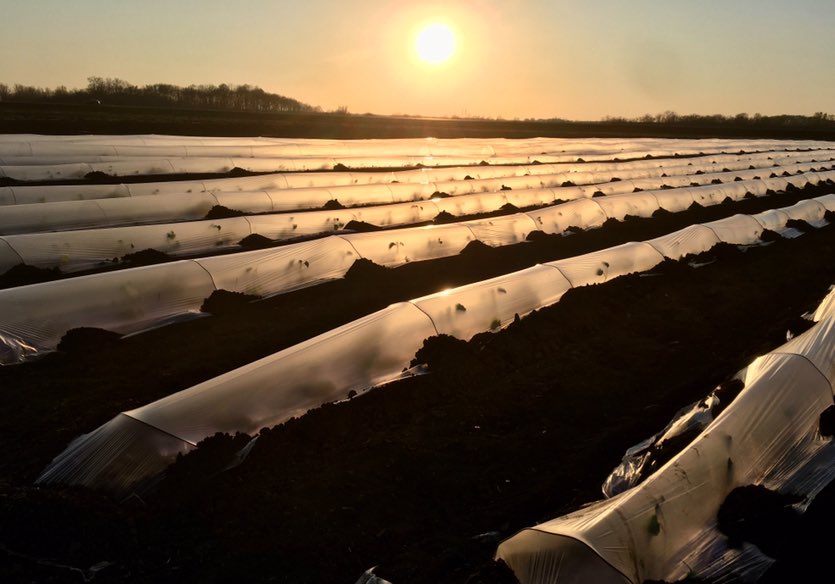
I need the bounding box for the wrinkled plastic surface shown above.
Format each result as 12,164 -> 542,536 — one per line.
36,197 -> 835,492
3,187 -> 833,362
497,305 -> 835,583
3,164 -> 830,277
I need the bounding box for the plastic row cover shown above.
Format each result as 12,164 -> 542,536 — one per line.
0,200 -> 447,273
2,159 -> 829,239
3,137 -> 834,183
496,310 -> 835,583
36,198 -> 833,492
4,149 -> 832,185
11,157 -> 799,273
2,180 -> 832,360
3,134 -> 831,160
3,147 -> 831,207
0,153 -> 606,181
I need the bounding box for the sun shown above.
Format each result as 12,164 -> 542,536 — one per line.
415,23 -> 456,65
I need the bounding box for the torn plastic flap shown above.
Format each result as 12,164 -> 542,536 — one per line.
0,330 -> 43,365
354,567 -> 393,584
602,394 -> 719,498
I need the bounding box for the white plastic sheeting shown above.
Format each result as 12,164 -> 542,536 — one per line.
646,225 -> 720,261
3,147 -> 829,206
0,201 -> 443,274
1,135 -> 832,158
2,167 -> 832,274
496,310 -> 835,583
132,303 -> 440,443
549,243 -> 665,288
2,133 -> 834,183
2,181 -> 832,360
4,161 -> 828,235
0,261 -> 216,363
36,199 -> 834,492
413,265 -> 572,340
193,237 -> 358,297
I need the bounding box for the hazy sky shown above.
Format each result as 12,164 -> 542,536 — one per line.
3,0 -> 834,120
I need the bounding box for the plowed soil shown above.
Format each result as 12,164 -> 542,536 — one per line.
0,183 -> 834,583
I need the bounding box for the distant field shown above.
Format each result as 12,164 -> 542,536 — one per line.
4,101 -> 835,141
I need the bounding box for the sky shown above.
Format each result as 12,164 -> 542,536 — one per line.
2,0 -> 834,120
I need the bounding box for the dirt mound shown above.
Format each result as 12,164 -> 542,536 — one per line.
200,289 -> 261,315
433,210 -> 458,224
162,432 -> 253,495
322,199 -> 345,209
119,248 -> 171,267
785,219 -> 814,232
238,233 -> 274,249
759,229 -> 783,242
205,205 -> 245,219
717,484 -> 804,557
344,220 -> 382,232
57,327 -> 122,353
820,405 -> 835,437
459,239 -> 494,256
344,258 -> 389,283
0,263 -> 61,289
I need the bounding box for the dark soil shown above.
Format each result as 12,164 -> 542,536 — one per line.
322,199 -> 346,210
718,485 -> 805,556
0,206 -> 833,582
0,263 -> 60,289
200,289 -> 262,315
785,218 -> 814,233
759,479 -> 835,583
204,205 -> 246,219
237,233 -> 275,250
344,220 -> 383,232
820,405 -> 835,437
432,210 -> 457,224
56,328 -> 122,354
117,248 -> 172,267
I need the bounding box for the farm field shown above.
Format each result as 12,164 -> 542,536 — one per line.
0,134 -> 834,583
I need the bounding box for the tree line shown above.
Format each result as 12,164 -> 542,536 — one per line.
0,77 -> 319,113
600,110 -> 835,127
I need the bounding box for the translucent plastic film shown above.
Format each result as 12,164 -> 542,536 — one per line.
2,167 -> 827,274
0,194 -> 220,235
0,261 -> 216,356
1,218 -> 252,272
464,214 -> 539,247
4,194 -> 832,361
4,148 -> 829,206
413,265 -> 571,340
702,214 -> 764,244
345,224 -> 475,266
36,413 -> 195,492
548,243 -> 666,288
34,190 -> 835,492
646,225 -> 720,260
525,199 -> 608,234
497,305 -> 835,583
195,236 -> 358,296
130,302 -> 438,443
3,136 -> 834,182
2,163 -> 827,241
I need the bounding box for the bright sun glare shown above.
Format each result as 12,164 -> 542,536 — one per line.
415,23 -> 456,65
